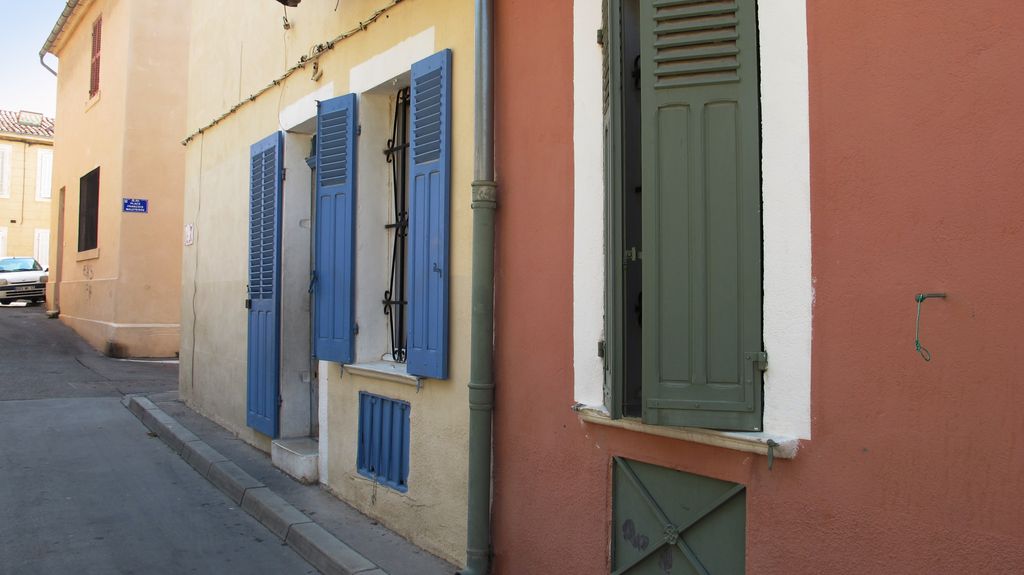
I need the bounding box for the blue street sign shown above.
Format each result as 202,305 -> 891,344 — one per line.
122,198 -> 149,213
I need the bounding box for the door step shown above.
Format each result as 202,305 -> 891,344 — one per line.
271,437 -> 319,484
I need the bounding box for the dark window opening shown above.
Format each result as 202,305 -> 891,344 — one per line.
78,168 -> 100,252
620,0 -> 643,416
383,87 -> 411,362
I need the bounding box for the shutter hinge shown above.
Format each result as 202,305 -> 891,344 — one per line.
596,29 -> 604,46
357,124 -> 362,136
625,247 -> 641,262
281,167 -> 286,181
746,351 -> 768,371
353,322 -> 359,335
597,339 -> 607,370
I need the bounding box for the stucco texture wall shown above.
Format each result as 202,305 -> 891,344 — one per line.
0,139 -> 53,261
180,0 -> 474,565
491,1 -> 1024,574
49,0 -> 186,357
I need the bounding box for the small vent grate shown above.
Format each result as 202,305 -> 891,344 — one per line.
653,0 -> 740,89
249,148 -> 277,299
318,109 -> 349,187
357,392 -> 411,492
412,67 -> 443,165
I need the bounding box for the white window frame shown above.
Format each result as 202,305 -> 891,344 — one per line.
572,0 -> 812,441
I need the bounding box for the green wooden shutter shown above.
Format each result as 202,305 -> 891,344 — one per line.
640,0 -> 763,430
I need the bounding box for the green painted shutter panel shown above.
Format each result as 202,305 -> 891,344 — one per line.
640,0 -> 763,430
611,457 -> 745,574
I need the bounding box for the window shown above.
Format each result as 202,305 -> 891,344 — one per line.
78,168 -> 100,252
36,149 -> 53,201
313,49 -> 452,380
89,16 -> 102,98
0,145 -> 11,199
605,0 -> 764,431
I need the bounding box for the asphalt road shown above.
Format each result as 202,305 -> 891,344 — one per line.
0,304 -> 317,574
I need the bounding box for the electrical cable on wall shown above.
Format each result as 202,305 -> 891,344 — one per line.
181,0 -> 407,146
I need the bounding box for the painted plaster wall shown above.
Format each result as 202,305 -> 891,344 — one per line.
0,139 -> 53,260
180,0 -> 474,564
48,0 -> 186,357
492,1 -> 1024,573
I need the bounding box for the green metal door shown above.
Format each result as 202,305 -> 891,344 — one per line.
612,457 -> 745,574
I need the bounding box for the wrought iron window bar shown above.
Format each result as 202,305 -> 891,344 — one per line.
383,87 -> 411,362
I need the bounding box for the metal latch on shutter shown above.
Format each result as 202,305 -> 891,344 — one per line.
745,351 -> 767,372
625,247 -> 641,262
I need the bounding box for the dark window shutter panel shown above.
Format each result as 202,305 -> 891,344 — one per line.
314,93 -> 357,364
640,0 -> 763,430
406,49 -> 452,380
90,17 -> 102,97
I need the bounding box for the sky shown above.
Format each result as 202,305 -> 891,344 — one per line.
0,0 -> 68,118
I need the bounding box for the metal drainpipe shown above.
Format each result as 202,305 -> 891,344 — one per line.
39,0 -> 82,76
462,0 -> 495,573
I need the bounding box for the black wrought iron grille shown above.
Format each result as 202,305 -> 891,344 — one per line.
383,87 -> 411,361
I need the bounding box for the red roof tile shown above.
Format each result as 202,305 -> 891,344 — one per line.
0,109 -> 55,139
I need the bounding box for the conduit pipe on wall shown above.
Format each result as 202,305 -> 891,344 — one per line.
462,0 -> 496,573
39,0 -> 83,76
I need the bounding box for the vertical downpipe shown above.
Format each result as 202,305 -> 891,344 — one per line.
463,0 -> 496,573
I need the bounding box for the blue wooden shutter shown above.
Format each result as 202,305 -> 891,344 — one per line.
247,131 -> 283,437
640,0 -> 763,430
315,93 -> 357,364
406,49 -> 452,379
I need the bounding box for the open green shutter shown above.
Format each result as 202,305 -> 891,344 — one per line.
640,0 -> 763,431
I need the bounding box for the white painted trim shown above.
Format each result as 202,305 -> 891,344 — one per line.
572,0 -> 606,408
0,227 -> 7,258
0,144 -> 11,199
572,0 -> 813,440
279,83 -> 334,133
348,28 -> 435,94
34,228 -> 50,269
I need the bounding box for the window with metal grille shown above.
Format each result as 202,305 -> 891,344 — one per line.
357,391 -> 410,492
383,87 -> 411,362
89,16 -> 102,98
78,168 -> 99,252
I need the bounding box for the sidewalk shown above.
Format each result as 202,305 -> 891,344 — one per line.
127,390 -> 457,575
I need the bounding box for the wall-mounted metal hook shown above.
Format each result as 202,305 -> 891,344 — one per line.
914,292 -> 946,362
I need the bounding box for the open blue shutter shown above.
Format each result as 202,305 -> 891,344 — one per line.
247,131 -> 283,437
407,49 -> 452,379
315,93 -> 357,364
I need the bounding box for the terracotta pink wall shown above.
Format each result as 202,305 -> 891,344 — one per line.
493,1 -> 1024,573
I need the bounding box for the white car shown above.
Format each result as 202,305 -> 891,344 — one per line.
0,257 -> 48,305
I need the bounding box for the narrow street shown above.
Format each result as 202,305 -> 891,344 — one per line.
0,304 -> 317,574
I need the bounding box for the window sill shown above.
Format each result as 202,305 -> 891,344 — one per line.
574,406 -> 799,459
344,361 -> 421,388
85,91 -> 101,112
76,248 -> 100,262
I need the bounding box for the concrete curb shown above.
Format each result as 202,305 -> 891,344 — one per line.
123,395 -> 387,575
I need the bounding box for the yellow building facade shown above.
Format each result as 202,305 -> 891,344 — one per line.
41,0 -> 189,357
0,111 -> 54,268
181,0 -> 474,565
